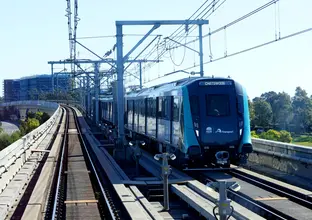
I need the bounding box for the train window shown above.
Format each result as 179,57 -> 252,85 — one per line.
152,98 -> 156,118
146,99 -> 150,117
206,95 -> 230,116
163,96 -> 171,120
237,95 -> 244,115
173,97 -> 179,122
190,95 -> 200,116
134,100 -> 139,114
158,97 -> 163,118
128,100 -> 133,120
141,99 -> 146,115
147,98 -> 152,117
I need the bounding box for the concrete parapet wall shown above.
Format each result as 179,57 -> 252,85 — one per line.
0,101 -> 60,192
0,100 -> 59,120
249,138 -> 312,180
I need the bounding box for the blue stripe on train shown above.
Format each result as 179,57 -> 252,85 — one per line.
239,86 -> 252,153
182,87 -> 200,154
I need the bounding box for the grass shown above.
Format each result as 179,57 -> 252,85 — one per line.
292,141 -> 312,147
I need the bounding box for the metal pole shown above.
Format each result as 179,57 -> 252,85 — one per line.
86,73 -> 91,117
83,76 -> 86,110
79,78 -> 83,106
198,24 -> 204,77
94,63 -> 100,124
163,154 -> 170,211
139,62 -> 142,89
56,73 -> 59,93
51,64 -> 54,94
219,181 -> 228,220
116,24 -> 125,149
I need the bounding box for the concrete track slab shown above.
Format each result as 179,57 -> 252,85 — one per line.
171,184 -> 217,219
238,167 -> 312,196
187,180 -> 265,220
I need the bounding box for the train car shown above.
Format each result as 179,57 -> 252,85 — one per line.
99,77 -> 252,168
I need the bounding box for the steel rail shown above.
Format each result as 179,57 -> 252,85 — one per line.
51,108 -> 69,219
70,106 -> 117,220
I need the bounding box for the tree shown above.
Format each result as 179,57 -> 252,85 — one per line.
291,87 -> 312,133
248,99 -> 255,128
26,118 -> 40,133
35,111 -> 43,122
0,133 -> 12,150
10,131 -> 21,143
27,111 -> 36,119
252,99 -> 273,128
273,92 -> 293,130
40,112 -> 50,124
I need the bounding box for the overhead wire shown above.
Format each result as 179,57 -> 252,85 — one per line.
173,0 -> 280,49
179,27 -> 312,71
143,0 -> 227,71
141,0 -> 213,62
142,0 -> 278,75
169,32 -> 188,66
167,0 -> 221,48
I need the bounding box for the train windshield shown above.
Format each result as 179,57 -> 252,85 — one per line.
206,94 -> 230,117
188,79 -> 239,146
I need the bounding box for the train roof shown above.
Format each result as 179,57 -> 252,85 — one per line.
99,76 -> 235,100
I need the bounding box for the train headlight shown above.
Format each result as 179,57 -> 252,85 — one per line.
239,129 -> 242,136
195,130 -> 199,137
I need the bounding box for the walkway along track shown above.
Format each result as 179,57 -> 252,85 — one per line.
45,106 -> 117,219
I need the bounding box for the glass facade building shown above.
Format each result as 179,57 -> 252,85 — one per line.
3,74 -> 71,101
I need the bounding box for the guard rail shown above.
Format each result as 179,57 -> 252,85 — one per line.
0,101 -> 60,192
250,138 -> 312,180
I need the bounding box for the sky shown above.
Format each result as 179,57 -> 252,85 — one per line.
0,0 -> 311,99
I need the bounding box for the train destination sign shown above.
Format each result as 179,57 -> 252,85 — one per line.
198,81 -> 232,86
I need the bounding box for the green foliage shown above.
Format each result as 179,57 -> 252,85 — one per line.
0,110 -> 49,151
10,131 -> 21,143
34,111 -> 50,124
259,129 -> 281,141
292,142 -> 312,147
248,99 -> 255,128
26,118 -> 40,132
279,130 -> 292,143
0,133 -> 12,150
251,86 -> 312,135
258,129 -> 292,143
252,99 -> 273,128
251,130 -> 259,138
292,135 -> 312,143
27,111 -> 36,119
291,87 -> 312,133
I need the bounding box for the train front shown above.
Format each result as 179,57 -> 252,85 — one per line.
185,77 -> 252,167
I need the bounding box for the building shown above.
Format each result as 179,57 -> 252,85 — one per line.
3,79 -> 20,102
3,74 -> 71,101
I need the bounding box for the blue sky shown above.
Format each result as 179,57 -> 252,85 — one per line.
0,0 -> 311,99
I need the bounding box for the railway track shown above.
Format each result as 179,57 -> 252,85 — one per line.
72,109 -> 312,219
201,168 -> 312,220
45,106 -> 118,219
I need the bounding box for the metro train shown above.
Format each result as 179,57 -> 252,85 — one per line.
94,77 -> 252,168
